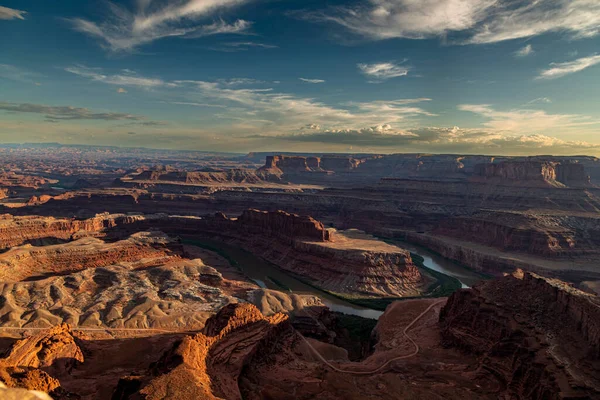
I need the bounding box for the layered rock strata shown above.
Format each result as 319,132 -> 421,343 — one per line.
0,213 -> 162,250
187,210 -> 428,298
0,231 -> 177,282
473,161 -> 591,187
440,271 -> 600,399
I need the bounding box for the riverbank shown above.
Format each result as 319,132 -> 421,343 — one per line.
181,236 -> 471,313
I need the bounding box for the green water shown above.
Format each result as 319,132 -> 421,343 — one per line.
183,237 -> 486,319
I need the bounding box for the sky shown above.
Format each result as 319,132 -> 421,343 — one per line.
1,0 -> 600,155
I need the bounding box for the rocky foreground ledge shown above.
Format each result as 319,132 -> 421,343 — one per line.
440,270 -> 600,399
0,270 -> 597,399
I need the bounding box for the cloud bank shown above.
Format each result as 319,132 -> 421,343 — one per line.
537,54 -> 600,80
311,0 -> 600,45
0,6 -> 26,20
0,102 -> 143,121
69,0 -> 253,52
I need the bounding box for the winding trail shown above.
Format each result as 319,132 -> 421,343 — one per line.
300,299 -> 446,375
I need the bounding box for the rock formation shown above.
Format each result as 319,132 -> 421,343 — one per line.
473,160 -> 591,187
0,257 -> 236,329
259,155 -> 364,176
0,324 -> 83,397
0,213 -> 162,250
0,231 -> 177,282
186,211 -> 429,298
440,271 -> 600,399
235,208 -> 332,242
127,303 -> 289,400
0,274 -> 597,399
129,168 -> 277,184
0,382 -> 53,400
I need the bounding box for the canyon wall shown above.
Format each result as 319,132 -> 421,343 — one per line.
131,168 -> 276,184
440,272 -> 600,399
181,211 -> 428,298
473,161 -> 591,187
235,208 -> 332,242
0,213 -> 163,250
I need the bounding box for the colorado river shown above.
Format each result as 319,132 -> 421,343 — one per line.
388,239 -> 488,288
185,238 -> 485,319
185,238 -> 385,319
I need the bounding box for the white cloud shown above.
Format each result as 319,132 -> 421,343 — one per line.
299,78 -> 325,83
218,78 -> 265,86
0,101 -> 143,121
65,65 -> 172,88
61,66 -> 433,138
207,41 -> 277,52
162,101 -> 227,108
0,6 -> 26,20
357,62 -> 409,81
69,0 -> 253,52
57,65 -> 600,154
537,54 -> 600,80
177,79 -> 434,133
458,104 -> 598,133
117,88 -> 128,93
526,97 -> 552,104
468,0 -> 600,44
0,64 -> 41,84
271,126 -> 600,154
184,19 -> 252,38
315,0 -> 495,40
515,44 -> 533,57
311,0 -> 600,45
224,41 -> 276,49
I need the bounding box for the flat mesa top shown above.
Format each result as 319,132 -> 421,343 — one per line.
309,229 -> 406,254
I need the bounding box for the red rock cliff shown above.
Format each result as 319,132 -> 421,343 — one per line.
439,272 -> 600,399
131,303 -> 289,400
236,209 -> 332,242
473,161 -> 590,187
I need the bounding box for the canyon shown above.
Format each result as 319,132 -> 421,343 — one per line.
0,145 -> 598,399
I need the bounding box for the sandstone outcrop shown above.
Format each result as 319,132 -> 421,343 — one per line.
129,303 -> 289,400
0,324 -> 83,397
473,160 -> 591,187
261,155 -> 311,173
440,271 -> 600,399
183,211 -> 429,298
0,231 -> 177,282
0,382 -> 53,400
0,213 -> 164,250
0,257 -> 236,329
259,155 -> 363,176
130,168 -> 276,184
0,324 -> 84,376
236,208 -> 332,242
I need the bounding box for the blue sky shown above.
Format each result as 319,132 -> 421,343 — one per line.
1,0 -> 600,155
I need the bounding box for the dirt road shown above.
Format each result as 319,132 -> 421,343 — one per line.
300,299 -> 446,375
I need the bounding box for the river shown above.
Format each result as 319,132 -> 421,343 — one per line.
185,238 -> 486,320
387,239 -> 487,288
